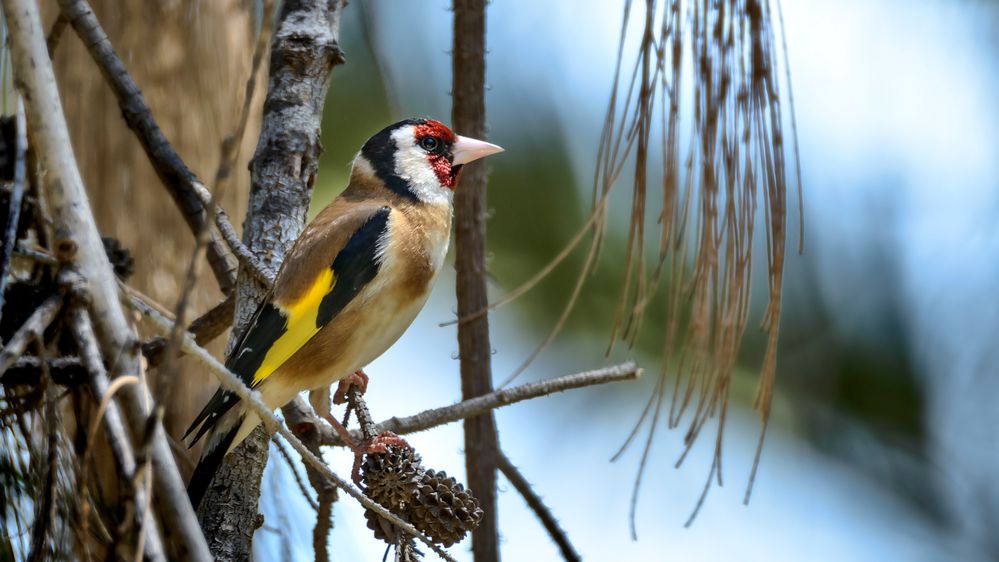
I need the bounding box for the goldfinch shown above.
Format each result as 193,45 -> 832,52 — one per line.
185,119 -> 503,508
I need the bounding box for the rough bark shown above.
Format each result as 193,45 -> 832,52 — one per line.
1,1 -> 212,559
195,1 -> 347,559
452,1 -> 501,560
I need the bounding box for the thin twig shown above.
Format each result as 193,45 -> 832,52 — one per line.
27,339 -> 58,562
188,184 -> 274,288
0,294 -> 62,377
346,385 -> 376,441
297,386 -> 342,562
271,436 -> 319,512
45,14 -> 68,55
311,454 -> 336,562
141,294 -> 234,367
213,0 -> 275,192
0,98 -> 26,328
129,293 -> 459,562
496,452 -> 581,562
14,243 -> 59,265
155,121 -> 236,407
318,363 -> 642,447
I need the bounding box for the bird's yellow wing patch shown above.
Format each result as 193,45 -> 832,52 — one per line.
249,267 -> 335,387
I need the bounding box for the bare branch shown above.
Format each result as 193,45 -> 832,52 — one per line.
129,293 -> 459,562
1,1 -> 212,557
0,294 -> 62,377
315,363 -> 642,447
141,294 -> 234,367
496,452 -> 580,562
2,356 -> 86,386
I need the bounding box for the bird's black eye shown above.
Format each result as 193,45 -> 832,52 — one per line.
419,136 -> 442,153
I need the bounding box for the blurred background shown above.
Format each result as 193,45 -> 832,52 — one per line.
40,0 -> 999,560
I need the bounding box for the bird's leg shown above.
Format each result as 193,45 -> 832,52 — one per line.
323,412 -> 361,451
333,369 -> 369,405
321,411 -> 372,485
320,412 -> 410,484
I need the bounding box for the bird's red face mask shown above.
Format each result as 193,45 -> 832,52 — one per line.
413,120 -> 503,190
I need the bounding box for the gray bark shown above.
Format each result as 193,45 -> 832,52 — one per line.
452,1 -> 501,560
195,1 -> 347,559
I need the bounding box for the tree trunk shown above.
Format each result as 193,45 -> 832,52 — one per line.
452,1 -> 501,560
194,1 -> 346,559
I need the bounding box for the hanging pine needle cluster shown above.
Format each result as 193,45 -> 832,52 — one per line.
488,0 -> 802,527
601,0 -> 802,525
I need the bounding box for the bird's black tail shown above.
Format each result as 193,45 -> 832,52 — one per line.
187,417 -> 242,510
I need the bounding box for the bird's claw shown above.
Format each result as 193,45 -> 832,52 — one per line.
333,370 -> 369,405
350,431 -> 411,484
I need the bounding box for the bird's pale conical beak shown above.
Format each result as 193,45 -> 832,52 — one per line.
452,135 -> 504,166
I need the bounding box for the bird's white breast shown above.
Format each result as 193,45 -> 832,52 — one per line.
351,208 -> 449,367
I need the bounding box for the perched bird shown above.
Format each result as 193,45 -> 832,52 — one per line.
185,118 -> 502,508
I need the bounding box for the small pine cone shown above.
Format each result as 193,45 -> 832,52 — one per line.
361,444 -> 422,511
411,469 -> 483,547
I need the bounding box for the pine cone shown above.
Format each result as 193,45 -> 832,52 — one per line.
361,444 -> 422,511
410,469 -> 483,547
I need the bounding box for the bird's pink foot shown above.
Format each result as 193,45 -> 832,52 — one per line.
333,370 -> 369,405
364,431 -> 409,455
